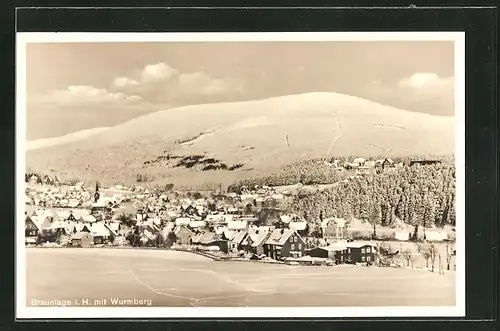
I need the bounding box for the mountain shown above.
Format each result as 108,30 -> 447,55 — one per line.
26,92 -> 455,188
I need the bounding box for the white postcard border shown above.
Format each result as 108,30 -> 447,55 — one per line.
15,31 -> 465,319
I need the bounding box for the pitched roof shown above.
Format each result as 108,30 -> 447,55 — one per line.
347,242 -> 376,249
81,215 -> 97,223
90,222 -> 111,237
249,230 -> 271,247
71,209 -> 90,218
199,232 -> 220,244
175,217 -> 191,226
265,228 -> 299,246
289,221 -> 307,231
231,231 -> 248,245
188,220 -> 205,228
321,217 -> 346,228
174,225 -> 194,236
227,220 -> 247,230
223,230 -> 236,241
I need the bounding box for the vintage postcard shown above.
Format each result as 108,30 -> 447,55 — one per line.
16,32 -> 465,319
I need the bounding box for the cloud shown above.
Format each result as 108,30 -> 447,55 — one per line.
112,62 -> 241,102
140,63 -> 179,83
39,85 -> 143,106
398,72 -> 454,95
363,73 -> 455,116
112,77 -> 139,89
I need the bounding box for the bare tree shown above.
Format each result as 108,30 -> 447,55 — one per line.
402,248 -> 412,267
428,243 -> 437,272
445,242 -> 454,271
422,249 -> 431,269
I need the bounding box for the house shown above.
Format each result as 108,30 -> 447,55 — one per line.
246,228 -> 271,255
263,228 -> 306,260
353,158 -> 366,166
174,225 -> 194,246
55,210 -> 71,221
305,242 -> 349,264
382,158 -> 396,170
71,209 -> 90,221
344,243 -> 377,264
90,222 -> 112,244
138,229 -> 157,247
32,215 -> 53,240
321,217 -> 346,240
182,204 -> 198,216
25,215 -> 39,245
229,230 -> 248,253
71,232 -> 93,248
344,162 -> 359,170
199,232 -> 228,253
80,215 -> 97,223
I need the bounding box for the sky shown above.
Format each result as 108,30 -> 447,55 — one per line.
26,41 -> 455,140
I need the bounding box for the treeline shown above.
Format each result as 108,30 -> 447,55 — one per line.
286,162 -> 456,231
228,155 -> 453,192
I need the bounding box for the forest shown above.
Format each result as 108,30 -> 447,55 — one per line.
228,155 -> 453,192
285,161 -> 456,235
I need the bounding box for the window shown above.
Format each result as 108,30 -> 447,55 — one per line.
367,256 -> 371,262
347,248 -> 350,253
366,247 -> 371,253
291,244 -> 295,250
341,256 -> 343,261
298,243 -> 302,250
290,236 -> 294,243
361,248 -> 365,253
361,256 -> 366,261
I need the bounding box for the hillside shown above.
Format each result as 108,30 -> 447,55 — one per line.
26,92 -> 455,187
285,162 -> 456,238
26,127 -> 110,151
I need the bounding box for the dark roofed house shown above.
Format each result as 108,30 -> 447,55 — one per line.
263,228 -> 306,260
382,158 -> 396,170
25,215 -> 39,245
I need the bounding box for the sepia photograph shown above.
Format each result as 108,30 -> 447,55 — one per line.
16,32 -> 465,319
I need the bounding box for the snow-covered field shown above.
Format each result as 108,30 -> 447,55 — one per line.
25,248 -> 455,308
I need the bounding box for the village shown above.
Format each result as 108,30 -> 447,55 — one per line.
24,157 -> 454,269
